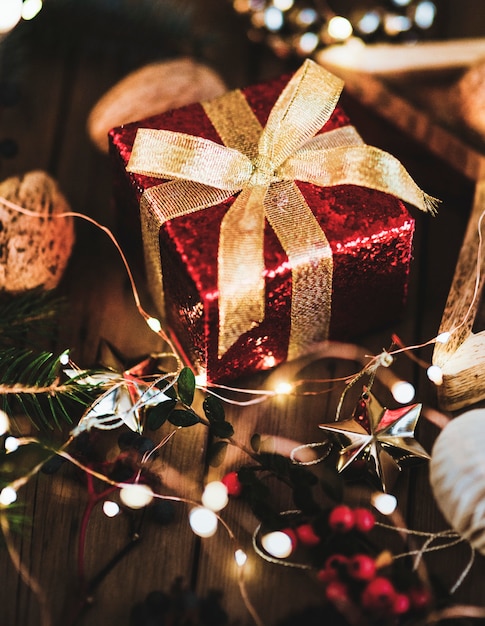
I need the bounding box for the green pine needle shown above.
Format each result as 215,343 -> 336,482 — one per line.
0,348 -> 100,431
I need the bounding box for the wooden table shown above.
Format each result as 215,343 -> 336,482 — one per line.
1,3 -> 484,625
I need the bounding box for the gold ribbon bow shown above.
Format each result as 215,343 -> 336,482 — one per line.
127,59 -> 435,361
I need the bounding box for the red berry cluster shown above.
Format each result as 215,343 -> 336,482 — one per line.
328,504 -> 375,533
317,505 -> 432,621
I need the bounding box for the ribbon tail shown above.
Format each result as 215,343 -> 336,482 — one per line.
140,180 -> 235,321
218,187 -> 266,357
264,181 -> 333,361
284,145 -> 439,214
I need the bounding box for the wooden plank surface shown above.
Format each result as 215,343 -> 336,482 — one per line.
1,2 -> 485,625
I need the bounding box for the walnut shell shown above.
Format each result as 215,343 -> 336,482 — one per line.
87,58 -> 227,152
0,171 -> 75,292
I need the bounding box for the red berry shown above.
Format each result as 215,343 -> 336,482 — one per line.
328,505 -> 355,532
325,554 -> 349,575
392,593 -> 411,615
325,580 -> 349,604
348,554 -> 376,581
361,577 -> 396,613
295,523 -> 320,546
282,528 -> 298,550
354,508 -> 375,533
316,568 -> 335,584
408,586 -> 432,611
221,471 -> 243,497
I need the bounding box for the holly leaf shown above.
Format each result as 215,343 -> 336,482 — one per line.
202,395 -> 225,423
208,441 -> 228,467
146,399 -> 177,430
210,420 -> 234,439
177,367 -> 195,406
259,452 -> 291,477
168,409 -> 199,427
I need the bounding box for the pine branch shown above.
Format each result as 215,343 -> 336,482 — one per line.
0,348 -> 100,430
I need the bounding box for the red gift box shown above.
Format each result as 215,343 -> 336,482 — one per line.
109,60 -> 430,383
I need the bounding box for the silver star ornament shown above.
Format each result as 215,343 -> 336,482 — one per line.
319,391 -> 430,492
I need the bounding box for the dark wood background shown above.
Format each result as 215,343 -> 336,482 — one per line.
1,1 -> 484,625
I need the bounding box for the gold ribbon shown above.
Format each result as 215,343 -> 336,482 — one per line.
127,59 -> 436,361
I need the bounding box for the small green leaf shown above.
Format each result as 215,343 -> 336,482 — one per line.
202,395 -> 225,423
168,409 -> 199,427
177,367 -> 196,406
146,399 -> 176,430
250,433 -> 261,453
157,382 -> 177,400
259,453 -> 290,476
210,420 -> 234,439
208,441 -> 228,467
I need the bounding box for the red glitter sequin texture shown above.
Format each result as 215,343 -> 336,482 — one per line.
109,72 -> 415,383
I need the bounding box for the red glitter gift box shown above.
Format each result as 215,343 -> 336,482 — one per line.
109,60 -> 425,383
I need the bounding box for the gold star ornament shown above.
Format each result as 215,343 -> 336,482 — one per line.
319,391 -> 430,492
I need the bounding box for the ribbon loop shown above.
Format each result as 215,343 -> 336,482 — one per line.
128,128 -> 253,191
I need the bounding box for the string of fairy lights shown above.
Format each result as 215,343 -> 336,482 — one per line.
0,191 -> 483,623
232,0 -> 438,59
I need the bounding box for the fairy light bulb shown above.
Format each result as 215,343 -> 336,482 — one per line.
264,6 -> 284,31
372,492 -> 397,515
235,549 -> 248,567
391,380 -> 415,404
59,351 -> 70,366
0,0 -> 22,34
0,486 -> 17,505
378,351 -> 394,368
21,0 -> 43,20
273,0 -> 293,11
189,506 -> 218,538
274,381 -> 293,395
4,436 -> 19,453
427,364 -> 443,386
295,7 -> 318,26
0,409 -> 9,436
296,31 -> 319,54
103,500 -> 120,517
436,331 -> 451,344
357,10 -> 380,35
201,481 -> 229,512
261,530 -> 293,558
146,316 -> 162,333
384,14 -> 412,35
414,1 -> 436,28
327,16 -> 353,41
195,370 -> 207,387
119,483 -> 154,509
